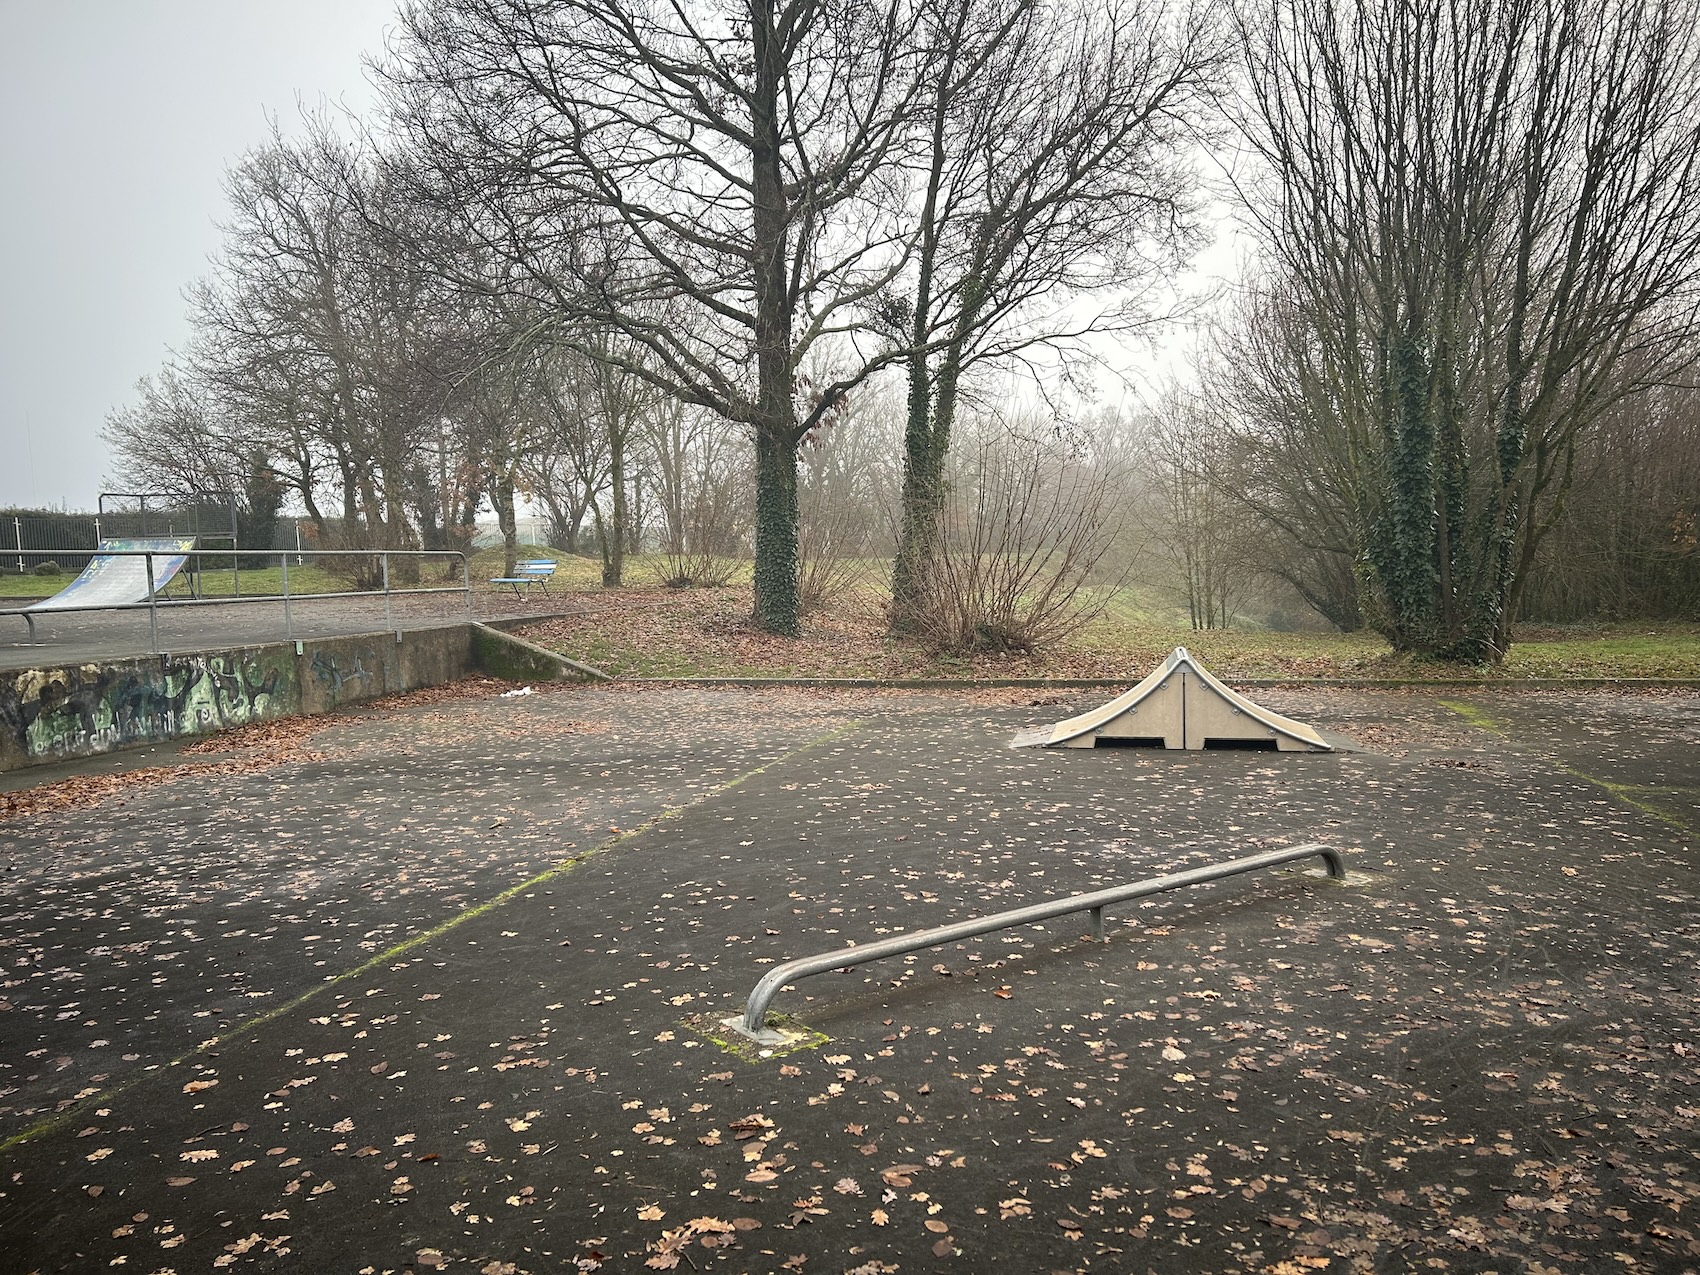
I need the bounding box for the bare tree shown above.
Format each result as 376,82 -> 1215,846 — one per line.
184,117 -> 471,552
642,399 -> 749,587
522,346 -> 610,556
1522,377 -> 1700,620
383,0 -> 927,634
1235,0 -> 1700,659
885,0 -> 1227,633
797,376 -> 899,613
523,333 -> 662,586
1144,388 -> 1259,629
1198,280 -> 1373,631
102,364 -> 245,496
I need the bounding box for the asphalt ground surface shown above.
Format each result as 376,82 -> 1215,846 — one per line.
0,682 -> 1697,1274
0,592 -> 564,670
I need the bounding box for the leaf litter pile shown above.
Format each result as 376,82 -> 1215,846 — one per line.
1,683 -> 1698,1273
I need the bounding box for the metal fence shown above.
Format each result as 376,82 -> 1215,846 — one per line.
5,515 -> 100,575
3,548 -> 472,650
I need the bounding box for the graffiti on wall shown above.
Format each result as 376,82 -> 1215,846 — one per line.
309,647 -> 379,696
5,651 -> 297,762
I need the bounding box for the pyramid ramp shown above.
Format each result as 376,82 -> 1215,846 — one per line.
1013,646 -> 1330,752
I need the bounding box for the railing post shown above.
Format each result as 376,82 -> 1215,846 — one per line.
381,552 -> 392,631
462,553 -> 472,615
146,552 -> 159,653
1089,906 -> 1106,943
281,551 -> 293,642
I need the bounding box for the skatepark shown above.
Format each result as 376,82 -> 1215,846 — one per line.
2,596 -> 1698,1272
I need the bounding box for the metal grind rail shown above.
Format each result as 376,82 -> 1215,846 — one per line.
734,843 -> 1344,1041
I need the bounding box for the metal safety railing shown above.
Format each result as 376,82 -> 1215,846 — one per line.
3,548 -> 472,649
733,843 -> 1345,1040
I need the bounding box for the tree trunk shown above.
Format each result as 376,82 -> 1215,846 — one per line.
604,427 -> 626,587
747,0 -> 801,636
890,355 -> 945,633
492,469 -> 518,578
1369,325 -> 1438,650
752,424 -> 800,634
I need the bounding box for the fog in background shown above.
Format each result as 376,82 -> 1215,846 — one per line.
0,0 -> 394,510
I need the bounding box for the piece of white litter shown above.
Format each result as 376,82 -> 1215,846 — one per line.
500,686 -> 536,698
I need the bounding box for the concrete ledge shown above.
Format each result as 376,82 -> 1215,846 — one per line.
472,623 -> 610,682
2,625 -> 484,772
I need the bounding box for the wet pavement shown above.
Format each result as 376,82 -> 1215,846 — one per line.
0,682 -> 1696,1274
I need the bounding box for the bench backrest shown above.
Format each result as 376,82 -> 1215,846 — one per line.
516,560 -> 557,576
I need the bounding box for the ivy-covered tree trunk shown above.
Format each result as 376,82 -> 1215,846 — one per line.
238,451 -> 283,570
752,425 -> 801,635
1367,326 -> 1438,650
889,355 -> 947,634
889,262 -> 974,636
747,3 -> 802,636
1361,317 -> 1516,663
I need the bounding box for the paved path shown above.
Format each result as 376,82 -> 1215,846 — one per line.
0,592 -> 571,671
0,683 -> 1696,1273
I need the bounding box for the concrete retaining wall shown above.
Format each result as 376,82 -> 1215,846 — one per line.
0,625 -> 480,773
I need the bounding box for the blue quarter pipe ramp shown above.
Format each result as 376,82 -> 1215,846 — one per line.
26,537 -> 196,611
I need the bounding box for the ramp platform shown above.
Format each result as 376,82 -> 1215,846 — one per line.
1013,645 -> 1331,751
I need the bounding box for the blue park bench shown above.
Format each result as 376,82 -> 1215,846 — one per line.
489,559 -> 557,598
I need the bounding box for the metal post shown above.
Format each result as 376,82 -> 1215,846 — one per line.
146,552 -> 159,653
1089,906 -> 1106,943
462,553 -> 472,615
381,552 -> 392,631
13,517 -> 21,573
281,552 -> 293,642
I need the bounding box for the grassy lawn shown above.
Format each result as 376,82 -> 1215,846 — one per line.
517,573 -> 1700,680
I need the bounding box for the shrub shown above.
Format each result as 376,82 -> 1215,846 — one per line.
916,428 -> 1123,655
33,561 -> 62,577
655,546 -> 740,589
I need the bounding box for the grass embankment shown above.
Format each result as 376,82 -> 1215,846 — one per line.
511,564 -> 1700,682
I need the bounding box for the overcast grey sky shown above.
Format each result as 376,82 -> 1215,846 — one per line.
0,0 -> 396,512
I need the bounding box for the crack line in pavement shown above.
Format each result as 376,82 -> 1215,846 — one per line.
1551,768 -> 1694,834
0,718 -> 863,1157
1438,700 -> 1692,834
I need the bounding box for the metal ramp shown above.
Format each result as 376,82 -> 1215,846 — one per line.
1013,646 -> 1331,752
26,537 -> 196,611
